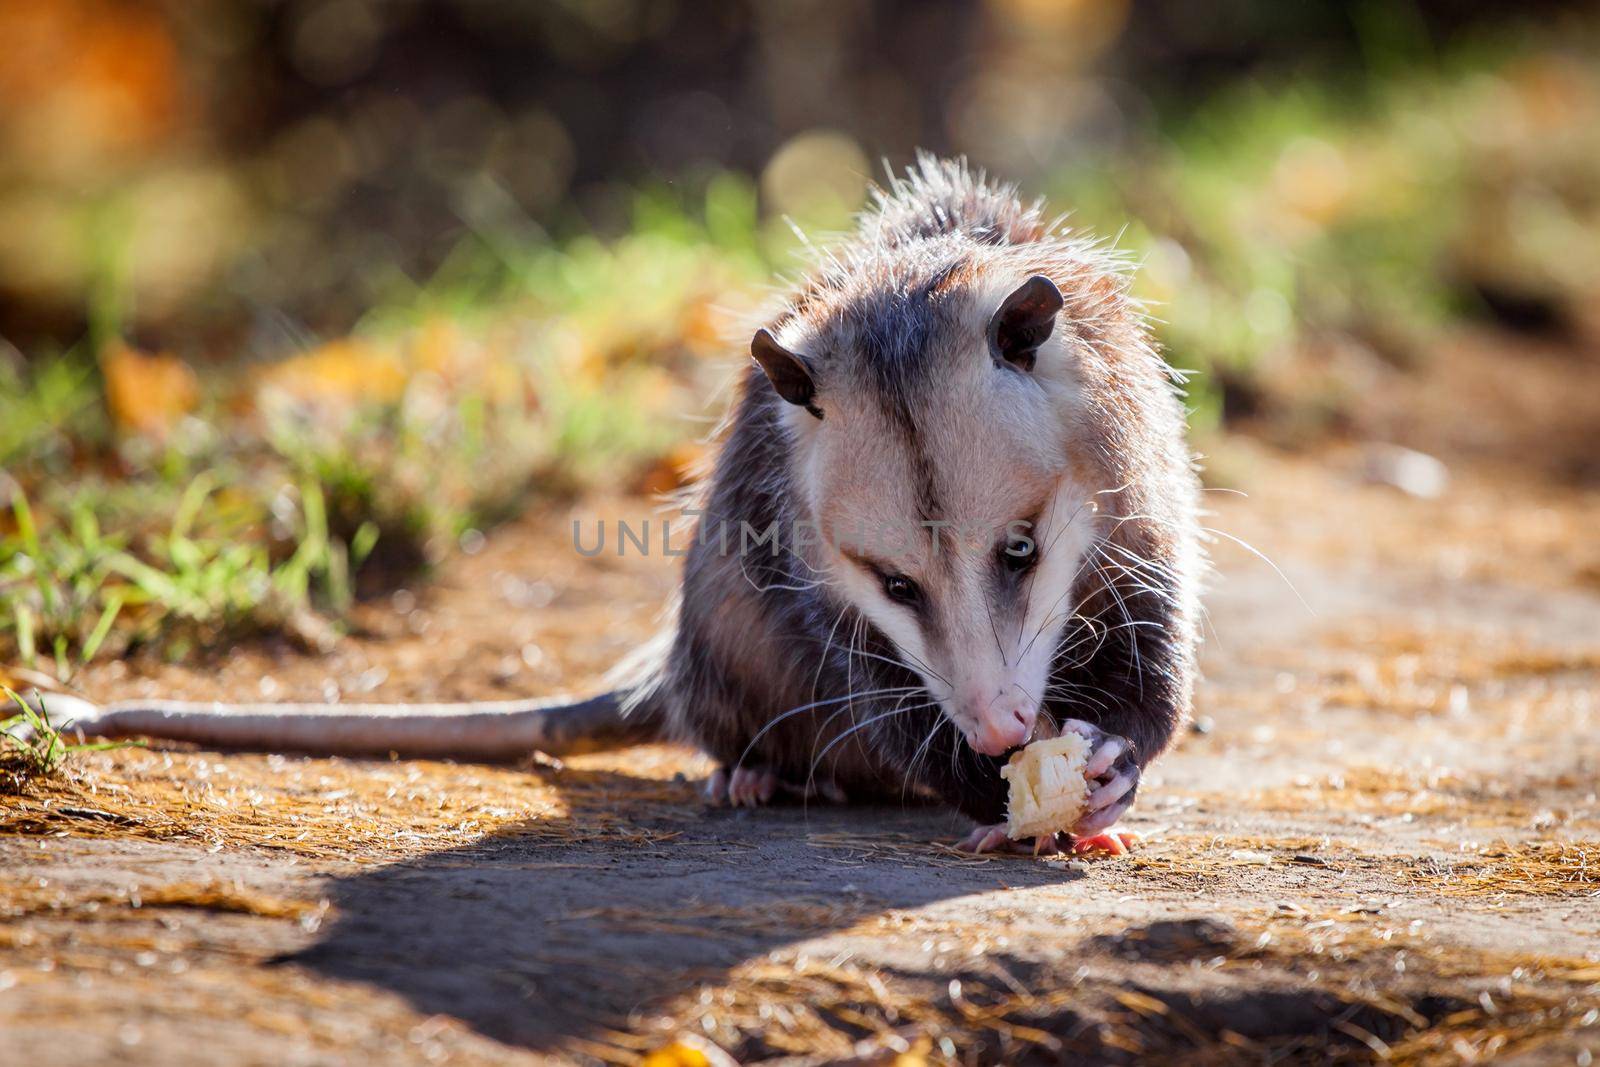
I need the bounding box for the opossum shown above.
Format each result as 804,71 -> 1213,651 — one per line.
21,156 -> 1202,853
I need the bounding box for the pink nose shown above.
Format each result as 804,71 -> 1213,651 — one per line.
970,706 -> 1032,756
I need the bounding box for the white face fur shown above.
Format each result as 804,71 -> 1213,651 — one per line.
774,279 -> 1101,757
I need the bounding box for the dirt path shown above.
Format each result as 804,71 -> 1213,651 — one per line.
3,333 -> 1598,1065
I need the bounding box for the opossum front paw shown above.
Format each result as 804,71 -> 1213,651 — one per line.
956,823 -> 1062,855
1058,718 -> 1140,837
1068,829 -> 1141,856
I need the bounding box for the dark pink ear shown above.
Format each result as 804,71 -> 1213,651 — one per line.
988,274 -> 1063,372
751,329 -> 823,419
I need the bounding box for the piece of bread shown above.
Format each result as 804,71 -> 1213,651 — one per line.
1000,732 -> 1092,839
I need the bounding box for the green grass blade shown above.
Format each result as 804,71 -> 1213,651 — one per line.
351,521 -> 380,568
10,491 -> 40,555
16,603 -> 36,666
171,473 -> 216,543
81,592 -> 125,663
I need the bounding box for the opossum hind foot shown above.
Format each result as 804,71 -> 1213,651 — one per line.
703,764 -> 846,807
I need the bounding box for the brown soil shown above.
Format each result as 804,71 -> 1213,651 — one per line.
4,330 -> 1599,1065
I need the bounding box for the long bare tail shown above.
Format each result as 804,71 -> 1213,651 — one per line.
14,688 -> 665,762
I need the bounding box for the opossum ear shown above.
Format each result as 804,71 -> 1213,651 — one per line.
751,328 -> 824,420
989,274 -> 1064,373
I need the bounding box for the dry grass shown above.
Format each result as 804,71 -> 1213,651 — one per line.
537,841 -> 1600,1065
1124,831 -> 1354,879
4,750 -> 1597,1067
627,954 -> 1088,1064
0,742 -> 708,862
2,696 -> 1595,1065
0,878 -> 327,922
1234,765 -> 1597,831
1242,914 -> 1600,1064
599,910 -> 1600,1067
1235,619 -> 1600,729
1406,840 -> 1600,900
1318,624 -> 1600,681
804,830 -> 1000,868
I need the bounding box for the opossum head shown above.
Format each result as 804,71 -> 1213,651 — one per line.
752,269 -> 1103,757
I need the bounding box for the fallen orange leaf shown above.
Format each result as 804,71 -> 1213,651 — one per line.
100,341 -> 198,437
257,338 -> 409,408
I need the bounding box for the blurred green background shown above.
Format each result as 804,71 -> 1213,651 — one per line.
3,0 -> 1599,674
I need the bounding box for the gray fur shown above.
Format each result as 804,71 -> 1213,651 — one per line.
673,154 -> 1201,822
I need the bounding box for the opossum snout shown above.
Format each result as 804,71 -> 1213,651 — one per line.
964,697 -> 1035,757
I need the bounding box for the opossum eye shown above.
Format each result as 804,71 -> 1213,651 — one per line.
882,573 -> 921,606
999,533 -> 1038,573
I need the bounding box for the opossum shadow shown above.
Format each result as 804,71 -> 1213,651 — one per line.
279,767 -> 1078,1053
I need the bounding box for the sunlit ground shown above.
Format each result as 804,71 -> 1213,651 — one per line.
5,334 -> 1600,1061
